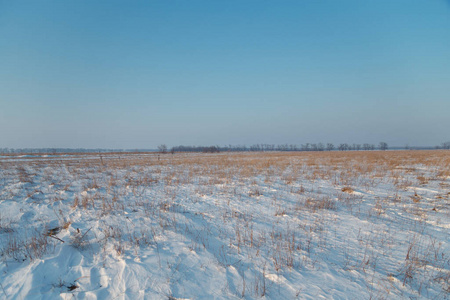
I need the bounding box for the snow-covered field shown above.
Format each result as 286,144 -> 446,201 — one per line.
0,151 -> 448,299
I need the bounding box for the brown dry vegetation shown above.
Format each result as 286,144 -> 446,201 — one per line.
0,150 -> 449,298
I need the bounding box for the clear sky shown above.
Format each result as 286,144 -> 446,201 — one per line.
1,0 -> 449,148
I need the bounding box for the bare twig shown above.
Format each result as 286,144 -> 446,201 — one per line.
48,235 -> 65,243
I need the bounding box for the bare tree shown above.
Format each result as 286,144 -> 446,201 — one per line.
379,142 -> 388,151
441,141 -> 450,149
338,143 -> 349,151
157,144 -> 168,153
326,143 -> 334,151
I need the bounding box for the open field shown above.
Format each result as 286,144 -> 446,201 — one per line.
0,150 -> 449,299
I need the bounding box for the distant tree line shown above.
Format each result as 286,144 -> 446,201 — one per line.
167,142 -> 390,153
436,141 -> 450,150
8,140 -> 450,154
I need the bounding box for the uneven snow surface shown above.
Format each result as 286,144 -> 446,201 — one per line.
0,151 -> 449,299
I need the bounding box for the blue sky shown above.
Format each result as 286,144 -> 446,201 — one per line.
1,0 -> 449,148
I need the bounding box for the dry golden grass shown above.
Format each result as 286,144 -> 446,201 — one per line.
1,150 -> 449,298
2,151 -> 449,192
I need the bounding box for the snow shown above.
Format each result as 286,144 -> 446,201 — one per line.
0,151 -> 449,299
